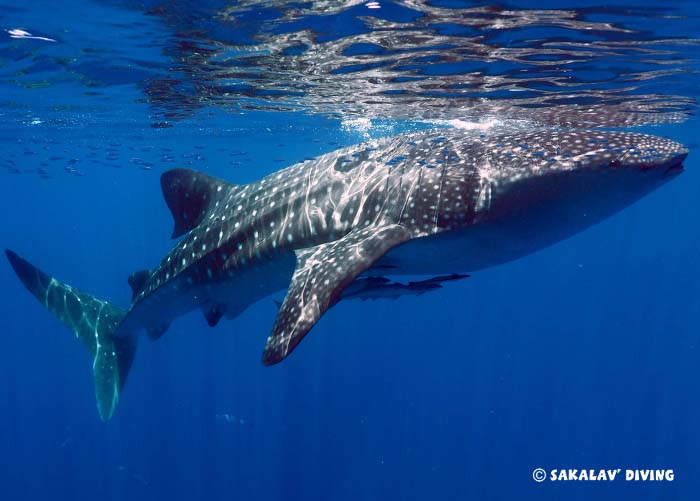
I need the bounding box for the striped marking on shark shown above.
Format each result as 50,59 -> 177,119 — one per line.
6,128 -> 688,420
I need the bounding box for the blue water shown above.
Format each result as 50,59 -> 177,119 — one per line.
1,1 -> 699,500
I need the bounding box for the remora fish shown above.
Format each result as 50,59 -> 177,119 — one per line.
6,129 -> 688,420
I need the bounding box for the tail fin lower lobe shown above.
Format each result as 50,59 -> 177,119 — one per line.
5,250 -> 136,421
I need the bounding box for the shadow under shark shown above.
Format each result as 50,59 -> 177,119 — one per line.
6,128 -> 688,420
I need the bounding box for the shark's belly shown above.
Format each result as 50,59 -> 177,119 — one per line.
123,252 -> 296,333
377,165 -> 664,276
374,224 -> 549,275
376,202 -> 612,275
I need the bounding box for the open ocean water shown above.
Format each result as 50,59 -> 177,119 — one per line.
1,1 -> 699,500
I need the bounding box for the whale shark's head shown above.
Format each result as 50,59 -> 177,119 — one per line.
452,130 -> 689,265
555,130 -> 688,175
474,129 -> 687,218
481,129 -> 686,182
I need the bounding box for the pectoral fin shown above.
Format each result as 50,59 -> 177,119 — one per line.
262,223 -> 412,365
204,304 -> 226,327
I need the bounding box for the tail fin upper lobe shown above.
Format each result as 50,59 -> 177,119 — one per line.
5,249 -> 135,421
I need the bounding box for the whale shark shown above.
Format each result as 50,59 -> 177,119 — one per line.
6,128 -> 688,420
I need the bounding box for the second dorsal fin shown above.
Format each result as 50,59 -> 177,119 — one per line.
127,270 -> 150,302
160,168 -> 239,239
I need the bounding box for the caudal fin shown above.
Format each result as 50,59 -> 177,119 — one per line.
5,250 -> 136,421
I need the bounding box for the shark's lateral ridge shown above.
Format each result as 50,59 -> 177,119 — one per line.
6,128 -> 688,420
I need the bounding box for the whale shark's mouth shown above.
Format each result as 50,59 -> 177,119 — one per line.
663,153 -> 688,177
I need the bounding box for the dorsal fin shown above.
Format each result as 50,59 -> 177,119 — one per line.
160,168 -> 239,239
127,270 -> 150,301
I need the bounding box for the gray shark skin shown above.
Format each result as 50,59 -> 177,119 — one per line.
6,128 -> 688,420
